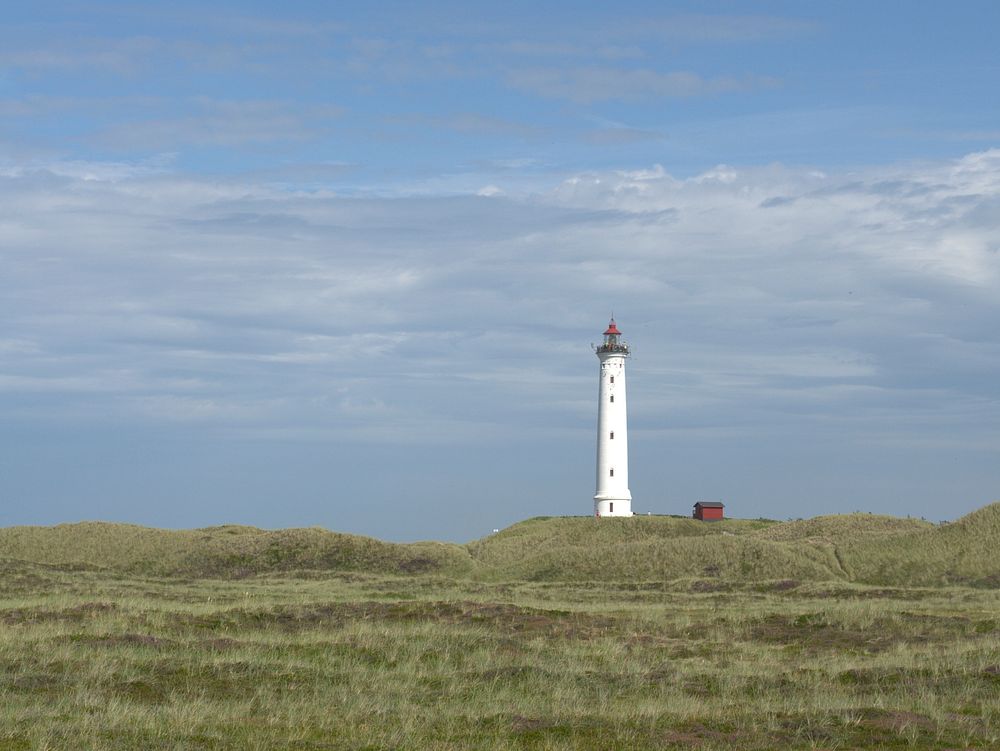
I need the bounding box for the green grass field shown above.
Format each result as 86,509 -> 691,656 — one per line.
1,504 -> 998,749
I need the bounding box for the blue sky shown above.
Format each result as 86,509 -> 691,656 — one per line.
1,1 -> 999,540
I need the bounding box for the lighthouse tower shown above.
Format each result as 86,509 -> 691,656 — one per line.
594,318 -> 633,517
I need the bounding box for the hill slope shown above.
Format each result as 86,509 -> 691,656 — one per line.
0,522 -> 474,578
753,513 -> 932,544
465,515 -> 842,582
2,503 -> 997,585
839,502 -> 1000,586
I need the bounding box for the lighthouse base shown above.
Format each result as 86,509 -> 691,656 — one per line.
594,497 -> 633,517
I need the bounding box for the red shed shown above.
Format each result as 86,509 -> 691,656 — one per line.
693,501 -> 725,521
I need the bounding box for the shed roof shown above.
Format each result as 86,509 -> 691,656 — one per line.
694,501 -> 725,508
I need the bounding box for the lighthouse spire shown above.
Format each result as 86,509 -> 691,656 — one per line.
594,317 -> 632,517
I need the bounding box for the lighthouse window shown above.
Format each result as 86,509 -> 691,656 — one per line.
610,431 -> 614,439
609,502 -> 614,513
610,376 -> 614,383
609,468 -> 614,477
610,395 -> 614,403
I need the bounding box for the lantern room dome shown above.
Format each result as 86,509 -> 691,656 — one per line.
597,318 -> 629,356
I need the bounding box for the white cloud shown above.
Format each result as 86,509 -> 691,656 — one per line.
0,36 -> 160,74
385,113 -> 546,139
582,127 -> 666,145
92,99 -> 344,150
616,14 -> 818,43
0,150 -> 997,456
506,66 -> 779,103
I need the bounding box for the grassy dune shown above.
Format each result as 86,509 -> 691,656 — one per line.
1,502 -> 999,586
471,504 -> 1000,586
842,503 -> 1000,587
753,513 -> 933,543
0,523 -> 474,578
469,517 -> 839,582
1,506 -> 999,749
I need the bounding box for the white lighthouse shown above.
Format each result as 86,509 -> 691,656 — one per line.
594,318 -> 633,517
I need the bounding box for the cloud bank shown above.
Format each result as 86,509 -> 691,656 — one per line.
1,149 -> 998,533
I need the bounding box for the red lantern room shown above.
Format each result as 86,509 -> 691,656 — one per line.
597,318 -> 629,355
